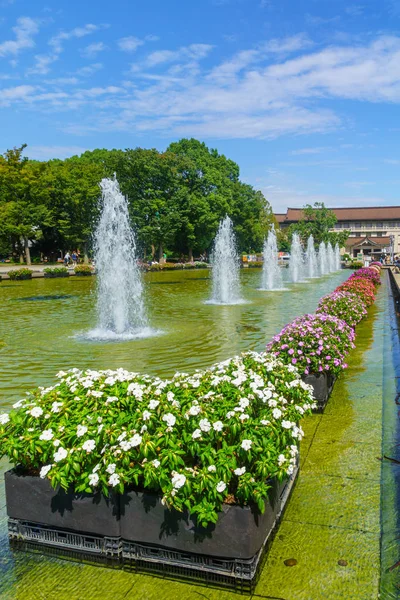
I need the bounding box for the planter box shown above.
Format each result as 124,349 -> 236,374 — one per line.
120,474 -> 292,560
302,372 -> 336,411
5,468 -> 120,537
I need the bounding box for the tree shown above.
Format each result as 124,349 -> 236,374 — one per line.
289,202 -> 349,247
0,146 -> 53,264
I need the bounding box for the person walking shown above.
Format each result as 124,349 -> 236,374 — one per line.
64,251 -> 71,267
71,251 -> 78,267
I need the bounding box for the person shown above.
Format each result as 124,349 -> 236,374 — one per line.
64,251 -> 71,267
71,251 -> 78,267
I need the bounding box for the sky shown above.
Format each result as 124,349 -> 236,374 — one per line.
1,0 -> 400,212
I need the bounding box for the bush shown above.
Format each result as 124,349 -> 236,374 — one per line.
316,291 -> 367,328
349,267 -> 381,287
266,313 -> 355,377
8,268 -> 32,280
336,278 -> 376,306
43,267 -> 69,278
74,264 -> 93,276
350,261 -> 363,269
247,261 -> 264,268
193,261 -> 209,269
0,352 -> 315,526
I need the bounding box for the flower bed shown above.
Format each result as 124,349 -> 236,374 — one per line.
348,267 -> 381,287
336,277 -> 376,306
316,290 -> 367,328
8,268 -> 32,280
43,267 -> 69,278
74,264 -> 93,276
0,352 -> 314,529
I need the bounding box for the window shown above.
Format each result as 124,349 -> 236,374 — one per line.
376,222 -> 383,228
354,222 -> 361,229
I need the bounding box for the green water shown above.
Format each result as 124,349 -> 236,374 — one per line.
0,269 -> 392,599
0,268 -> 349,407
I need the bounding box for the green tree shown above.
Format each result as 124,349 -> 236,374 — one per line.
289,202 -> 349,247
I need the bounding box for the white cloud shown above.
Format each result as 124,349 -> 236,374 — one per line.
0,17 -> 39,58
0,84 -> 35,105
263,34 -> 314,54
28,54 -> 58,75
118,36 -> 144,52
291,147 -> 333,155
25,145 -> 90,160
142,43 -> 213,68
49,24 -> 108,54
81,42 -> 107,58
76,62 -> 103,76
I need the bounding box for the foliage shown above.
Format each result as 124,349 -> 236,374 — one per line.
289,202 -> 350,248
316,291 -> 367,328
266,314 -> 355,377
246,261 -> 264,268
43,267 -> 69,278
7,268 -> 32,280
0,352 -> 315,526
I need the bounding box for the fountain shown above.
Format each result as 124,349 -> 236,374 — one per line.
86,176 -> 151,340
207,216 -> 244,305
334,243 -> 341,270
327,242 -> 335,272
289,233 -> 304,283
260,228 -> 284,290
318,241 -> 328,275
305,235 -> 318,278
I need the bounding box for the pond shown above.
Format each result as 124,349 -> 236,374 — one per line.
0,268 -> 349,407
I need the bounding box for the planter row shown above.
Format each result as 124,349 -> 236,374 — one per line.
6,462 -> 298,590
303,372 -> 336,413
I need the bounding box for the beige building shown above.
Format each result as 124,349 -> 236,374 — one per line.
275,207 -> 400,258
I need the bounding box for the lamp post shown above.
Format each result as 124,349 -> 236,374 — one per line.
390,234 -> 395,264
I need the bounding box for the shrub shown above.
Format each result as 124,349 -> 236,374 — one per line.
336,278 -> 376,306
316,291 -> 367,328
43,267 -> 69,278
349,267 -> 381,287
247,261 -> 264,268
8,268 -> 32,280
266,313 -> 355,377
0,352 -> 315,526
194,261 -> 208,269
350,261 -> 363,269
74,264 -> 93,276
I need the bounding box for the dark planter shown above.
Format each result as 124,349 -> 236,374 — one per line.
120,475 -> 290,560
302,372 -> 336,411
5,468 -> 120,537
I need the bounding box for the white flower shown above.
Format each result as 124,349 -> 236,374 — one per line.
129,434 -> 142,447
39,465 -> 52,479
106,396 -> 118,404
53,447 -> 68,462
213,421 -> 224,432
142,410 -> 151,421
77,425 -> 88,438
260,419 -> 270,426
82,439 -> 96,453
39,429 -> 54,441
207,465 -> 216,472
281,420 -> 292,429
239,413 -> 250,422
268,399 -> 278,408
234,467 -> 246,476
272,408 -> 282,419
192,429 -> 202,440
30,407 -> 43,418
12,400 -> 25,409
216,481 -> 226,493
171,473 -> 186,489
108,473 -> 120,487
162,413 -> 176,427
89,473 -> 99,486
226,411 -> 235,419
167,391 -> 175,402
148,399 -> 159,409
239,398 -> 250,409
74,396 -> 81,402
97,424 -> 104,434
152,459 -> 160,468
51,401 -> 63,413
278,454 -> 286,466
241,439 -> 252,451
120,440 -> 132,451
106,463 -> 116,474
0,413 -> 10,425
118,432 -> 127,442
188,404 -> 201,416
53,439 -> 61,447
287,464 -> 294,475
199,418 -> 211,432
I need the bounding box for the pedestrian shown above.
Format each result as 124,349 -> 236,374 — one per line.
71,251 -> 78,267
64,251 -> 71,267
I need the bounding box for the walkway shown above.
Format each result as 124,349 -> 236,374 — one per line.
0,280 -> 390,599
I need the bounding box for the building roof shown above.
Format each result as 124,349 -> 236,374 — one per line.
345,236 -> 391,248
275,206 -> 400,223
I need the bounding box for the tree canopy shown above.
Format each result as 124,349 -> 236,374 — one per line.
0,140 -> 274,263
288,202 -> 350,247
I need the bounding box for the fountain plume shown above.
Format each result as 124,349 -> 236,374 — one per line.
260,228 -> 284,290
207,216 -> 244,305
305,235 -> 318,278
318,241 -> 328,275
289,233 -> 304,283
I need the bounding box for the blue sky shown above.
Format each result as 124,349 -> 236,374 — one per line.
1,0 -> 400,211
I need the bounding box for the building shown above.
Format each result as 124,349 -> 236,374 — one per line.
274,207 -> 400,258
